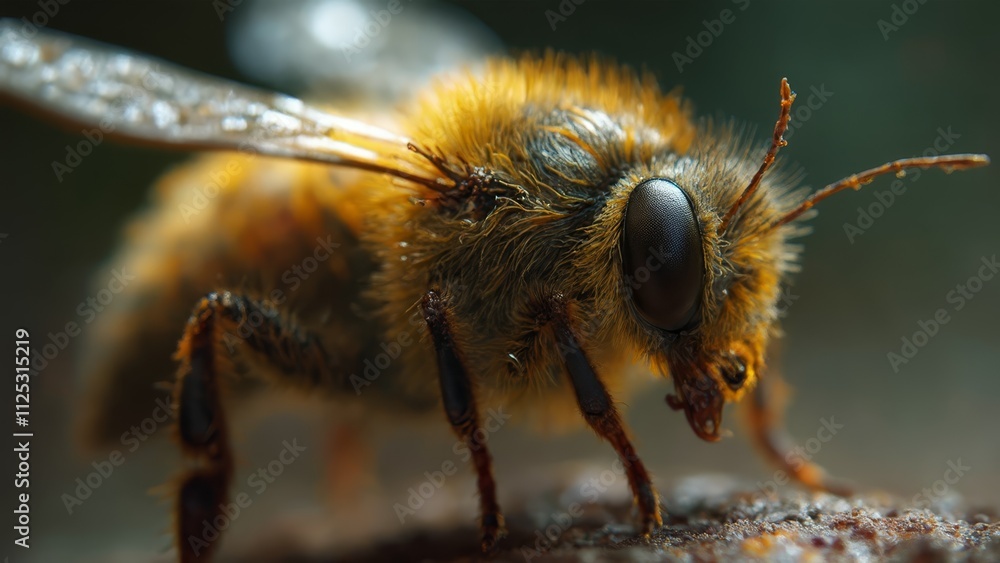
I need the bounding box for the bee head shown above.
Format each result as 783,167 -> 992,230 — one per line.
617,80 -> 803,442
618,153 -> 788,441
616,78 -> 987,442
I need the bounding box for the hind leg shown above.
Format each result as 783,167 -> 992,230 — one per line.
744,369 -> 851,496
172,291 -> 335,562
420,290 -> 506,552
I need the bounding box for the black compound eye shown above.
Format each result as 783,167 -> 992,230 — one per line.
622,178 -> 704,332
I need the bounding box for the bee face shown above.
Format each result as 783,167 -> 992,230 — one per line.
620,129 -> 799,441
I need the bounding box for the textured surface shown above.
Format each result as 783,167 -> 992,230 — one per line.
222,475 -> 1000,562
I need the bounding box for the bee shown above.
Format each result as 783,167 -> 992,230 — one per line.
0,16 -> 988,563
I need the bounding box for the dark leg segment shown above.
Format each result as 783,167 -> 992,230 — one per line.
420,290 -> 505,552
540,294 -> 662,534
173,291 -> 333,562
744,371 -> 852,496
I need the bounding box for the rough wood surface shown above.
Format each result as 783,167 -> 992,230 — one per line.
222,475 -> 1000,562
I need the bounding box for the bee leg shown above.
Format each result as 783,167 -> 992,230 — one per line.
744,371 -> 852,496
546,294 -> 662,535
420,290 -> 506,553
172,291 -> 333,562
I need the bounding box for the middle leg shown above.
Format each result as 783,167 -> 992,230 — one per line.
420,289 -> 506,552
517,293 -> 662,534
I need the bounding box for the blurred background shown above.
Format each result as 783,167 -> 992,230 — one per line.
1,1 -> 997,561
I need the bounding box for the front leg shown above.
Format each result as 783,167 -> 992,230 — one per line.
744,368 -> 852,496
529,293 -> 662,534
420,290 -> 506,552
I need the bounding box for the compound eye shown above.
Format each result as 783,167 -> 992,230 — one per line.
622,178 -> 704,332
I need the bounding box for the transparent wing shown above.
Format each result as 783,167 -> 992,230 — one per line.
0,19 -> 437,185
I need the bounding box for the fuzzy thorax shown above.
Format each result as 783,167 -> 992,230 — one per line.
369,54 -> 805,438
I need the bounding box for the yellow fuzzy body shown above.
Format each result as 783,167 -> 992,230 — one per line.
83,54 -> 803,444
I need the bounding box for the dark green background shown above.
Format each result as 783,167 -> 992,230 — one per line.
1,1 -> 997,561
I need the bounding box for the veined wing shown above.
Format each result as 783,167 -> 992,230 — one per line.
0,19 -> 437,186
